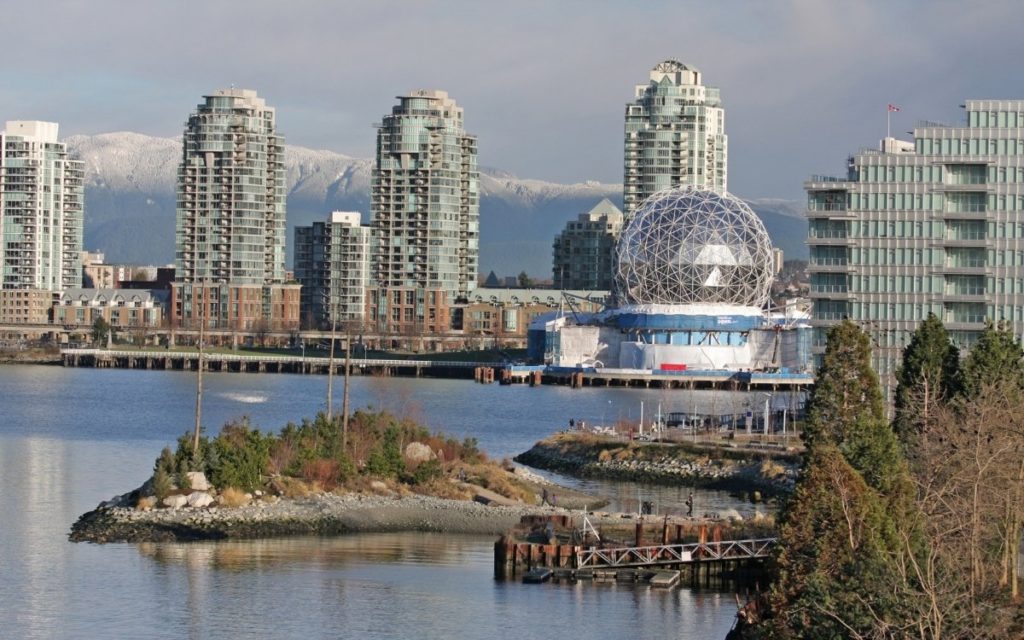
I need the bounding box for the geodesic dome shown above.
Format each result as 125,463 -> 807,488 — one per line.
615,187 -> 774,307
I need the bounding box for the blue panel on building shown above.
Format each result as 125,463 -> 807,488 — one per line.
613,313 -> 763,331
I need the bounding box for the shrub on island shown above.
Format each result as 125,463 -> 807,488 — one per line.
147,410 -> 507,506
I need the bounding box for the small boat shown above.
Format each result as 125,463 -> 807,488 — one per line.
522,567 -> 553,584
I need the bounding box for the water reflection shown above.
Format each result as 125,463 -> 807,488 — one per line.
0,366 -> 753,639
137,533 -> 483,571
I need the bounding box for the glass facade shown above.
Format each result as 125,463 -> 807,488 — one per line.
806,99 -> 1024,399
0,121 -> 84,292
175,89 -> 286,287
370,90 -> 479,304
623,60 -> 727,216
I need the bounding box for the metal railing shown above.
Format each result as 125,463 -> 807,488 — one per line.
576,538 -> 777,569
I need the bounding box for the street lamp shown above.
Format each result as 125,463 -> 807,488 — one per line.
761,393 -> 773,436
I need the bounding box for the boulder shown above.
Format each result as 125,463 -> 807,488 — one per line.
186,471 -> 211,491
719,508 -> 743,521
187,492 -> 214,508
162,494 -> 188,509
136,496 -> 157,511
404,442 -> 435,463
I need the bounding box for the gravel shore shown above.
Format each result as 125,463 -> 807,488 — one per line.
69,492 -> 570,544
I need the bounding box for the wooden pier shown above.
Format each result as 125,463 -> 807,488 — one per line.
61,348 -> 488,379
59,348 -> 812,391
494,515 -> 776,588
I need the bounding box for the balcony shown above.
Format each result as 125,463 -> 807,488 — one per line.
942,292 -> 987,303
938,235 -> 988,247
940,208 -> 990,220
940,263 -> 989,275
936,182 -> 990,192
809,285 -> 854,300
807,234 -> 854,246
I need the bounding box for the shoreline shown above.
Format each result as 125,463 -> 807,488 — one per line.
69,492 -> 571,544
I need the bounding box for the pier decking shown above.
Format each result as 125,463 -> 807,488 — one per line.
61,348 -> 487,378
59,348 -> 813,391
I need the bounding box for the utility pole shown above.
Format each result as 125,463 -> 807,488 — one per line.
326,296 -> 337,420
192,282 -> 207,457
342,320 -> 352,451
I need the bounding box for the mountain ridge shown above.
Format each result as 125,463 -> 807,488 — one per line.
65,132 -> 808,276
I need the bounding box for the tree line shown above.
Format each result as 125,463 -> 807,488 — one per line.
742,316 -> 1024,639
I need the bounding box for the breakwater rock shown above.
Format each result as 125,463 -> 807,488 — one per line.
70,492 -> 562,544
514,434 -> 800,496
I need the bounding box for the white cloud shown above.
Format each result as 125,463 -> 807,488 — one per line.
4,0 -> 1024,198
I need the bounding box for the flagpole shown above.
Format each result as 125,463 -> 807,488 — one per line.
887,106 -> 891,139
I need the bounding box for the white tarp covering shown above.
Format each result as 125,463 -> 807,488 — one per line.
620,342 -> 753,371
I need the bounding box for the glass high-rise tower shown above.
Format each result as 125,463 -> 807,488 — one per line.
172,89 -> 298,331
552,198 -> 623,290
807,100 -> 1024,399
368,90 -> 478,333
0,121 -> 84,292
294,211 -> 371,328
623,60 -> 727,215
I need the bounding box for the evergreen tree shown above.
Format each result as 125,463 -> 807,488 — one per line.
765,445 -> 912,639
803,320 -> 884,448
801,320 -> 908,497
893,313 -> 960,450
957,320 -> 1024,397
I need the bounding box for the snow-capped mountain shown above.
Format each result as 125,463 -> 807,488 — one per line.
65,132 -> 807,276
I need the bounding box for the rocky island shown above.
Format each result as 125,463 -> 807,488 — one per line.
70,410 -> 603,544
514,431 -> 800,498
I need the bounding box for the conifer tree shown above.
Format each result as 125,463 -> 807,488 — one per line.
765,445 -> 910,639
802,320 -> 905,496
803,320 -> 884,447
893,313 -> 960,450
755,322 -> 923,638
957,320 -> 1024,397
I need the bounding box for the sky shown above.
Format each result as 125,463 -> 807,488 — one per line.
6,0 -> 1024,200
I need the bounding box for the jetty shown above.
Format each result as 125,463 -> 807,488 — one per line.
495,515 -> 776,587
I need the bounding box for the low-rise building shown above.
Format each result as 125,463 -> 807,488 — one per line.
0,289 -> 53,324
454,288 -> 608,347
168,282 -> 300,331
365,286 -> 451,337
54,288 -> 167,328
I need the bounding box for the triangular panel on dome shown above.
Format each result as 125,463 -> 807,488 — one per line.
703,266 -> 724,287
695,244 -> 737,265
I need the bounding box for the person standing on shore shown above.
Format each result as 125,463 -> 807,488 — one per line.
685,492 -> 694,517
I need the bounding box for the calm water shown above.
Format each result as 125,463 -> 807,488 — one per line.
0,365 -> 748,639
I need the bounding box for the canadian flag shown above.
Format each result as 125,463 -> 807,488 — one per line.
888,103 -> 901,112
